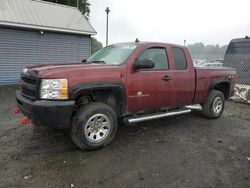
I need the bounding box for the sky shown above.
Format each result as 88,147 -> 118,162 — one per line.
89,0 -> 250,46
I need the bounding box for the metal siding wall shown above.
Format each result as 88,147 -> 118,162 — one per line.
78,36 -> 90,61
0,27 -> 90,85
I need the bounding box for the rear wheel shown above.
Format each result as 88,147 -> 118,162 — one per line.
70,102 -> 118,151
202,90 -> 225,119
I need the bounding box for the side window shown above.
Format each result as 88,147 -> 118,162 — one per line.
172,47 -> 187,70
138,47 -> 168,70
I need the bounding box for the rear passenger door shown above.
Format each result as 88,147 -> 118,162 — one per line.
170,47 -> 196,107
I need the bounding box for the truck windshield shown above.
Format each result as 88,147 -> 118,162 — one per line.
87,44 -> 137,65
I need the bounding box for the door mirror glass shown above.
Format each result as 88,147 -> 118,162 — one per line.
134,59 -> 155,70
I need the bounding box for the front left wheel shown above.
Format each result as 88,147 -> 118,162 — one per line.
70,102 -> 118,151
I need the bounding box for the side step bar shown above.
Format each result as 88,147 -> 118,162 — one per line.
185,104 -> 202,110
126,108 -> 191,124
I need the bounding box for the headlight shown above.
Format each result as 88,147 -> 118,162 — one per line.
40,79 -> 68,99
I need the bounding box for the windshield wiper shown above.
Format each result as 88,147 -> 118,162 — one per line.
88,60 -> 106,64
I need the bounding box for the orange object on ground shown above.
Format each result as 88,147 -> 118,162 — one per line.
13,108 -> 21,114
20,117 -> 32,126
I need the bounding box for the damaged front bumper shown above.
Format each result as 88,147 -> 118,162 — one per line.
16,90 -> 75,129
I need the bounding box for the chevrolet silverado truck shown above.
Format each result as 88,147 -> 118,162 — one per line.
16,42 -> 237,150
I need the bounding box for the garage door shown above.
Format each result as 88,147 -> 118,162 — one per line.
0,27 -> 91,85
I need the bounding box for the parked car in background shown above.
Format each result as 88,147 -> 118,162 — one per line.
199,62 -> 223,68
193,59 -> 224,68
16,42 -> 237,150
192,59 -> 207,67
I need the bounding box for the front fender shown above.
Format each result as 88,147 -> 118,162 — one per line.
70,82 -> 127,116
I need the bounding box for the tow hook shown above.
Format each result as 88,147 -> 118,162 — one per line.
13,107 -> 21,114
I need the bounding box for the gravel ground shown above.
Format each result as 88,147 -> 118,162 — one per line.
0,86 -> 250,188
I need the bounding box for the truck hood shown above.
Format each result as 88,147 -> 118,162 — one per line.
27,62 -> 126,87
28,63 -> 109,74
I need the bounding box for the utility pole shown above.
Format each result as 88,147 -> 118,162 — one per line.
77,0 -> 79,9
105,7 -> 110,46
184,39 -> 186,46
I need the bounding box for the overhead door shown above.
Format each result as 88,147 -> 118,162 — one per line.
0,27 -> 91,85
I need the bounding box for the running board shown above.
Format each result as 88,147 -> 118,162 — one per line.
126,109 -> 191,124
185,104 -> 202,110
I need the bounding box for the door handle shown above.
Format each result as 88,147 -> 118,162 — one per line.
161,75 -> 172,81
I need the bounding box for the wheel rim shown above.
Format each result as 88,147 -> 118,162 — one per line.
84,114 -> 111,143
212,96 -> 223,114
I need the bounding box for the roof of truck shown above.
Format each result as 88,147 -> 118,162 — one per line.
112,41 -> 186,48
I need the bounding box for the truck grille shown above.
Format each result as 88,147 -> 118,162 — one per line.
20,74 -> 37,100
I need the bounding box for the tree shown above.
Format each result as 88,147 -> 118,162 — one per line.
220,45 -> 228,55
91,37 -> 103,54
43,0 -> 90,18
80,0 -> 90,18
187,42 -> 205,58
187,42 -> 228,60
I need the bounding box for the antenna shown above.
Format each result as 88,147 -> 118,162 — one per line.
135,38 -> 140,43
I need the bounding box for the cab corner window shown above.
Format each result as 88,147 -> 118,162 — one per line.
138,47 -> 169,70
172,47 -> 187,70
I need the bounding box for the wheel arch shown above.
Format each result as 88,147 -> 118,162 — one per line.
210,79 -> 231,100
70,82 -> 127,117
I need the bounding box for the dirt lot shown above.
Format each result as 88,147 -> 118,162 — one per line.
1,86 -> 250,188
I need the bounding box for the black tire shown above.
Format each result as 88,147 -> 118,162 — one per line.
202,90 -> 225,119
70,102 -> 118,151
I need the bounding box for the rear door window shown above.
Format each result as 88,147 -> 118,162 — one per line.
172,47 -> 187,70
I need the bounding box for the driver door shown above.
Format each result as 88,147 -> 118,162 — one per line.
127,46 -> 175,113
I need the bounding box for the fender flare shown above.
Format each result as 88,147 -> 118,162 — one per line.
209,78 -> 231,99
70,82 -> 127,116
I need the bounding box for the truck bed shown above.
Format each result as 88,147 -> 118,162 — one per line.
193,67 -> 236,104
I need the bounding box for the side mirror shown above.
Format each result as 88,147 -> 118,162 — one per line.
133,59 -> 155,70
82,59 -> 87,63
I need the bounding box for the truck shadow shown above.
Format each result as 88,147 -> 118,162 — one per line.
116,110 -> 204,143
7,110 -> 205,161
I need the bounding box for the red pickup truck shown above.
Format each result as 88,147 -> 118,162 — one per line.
16,42 -> 236,150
